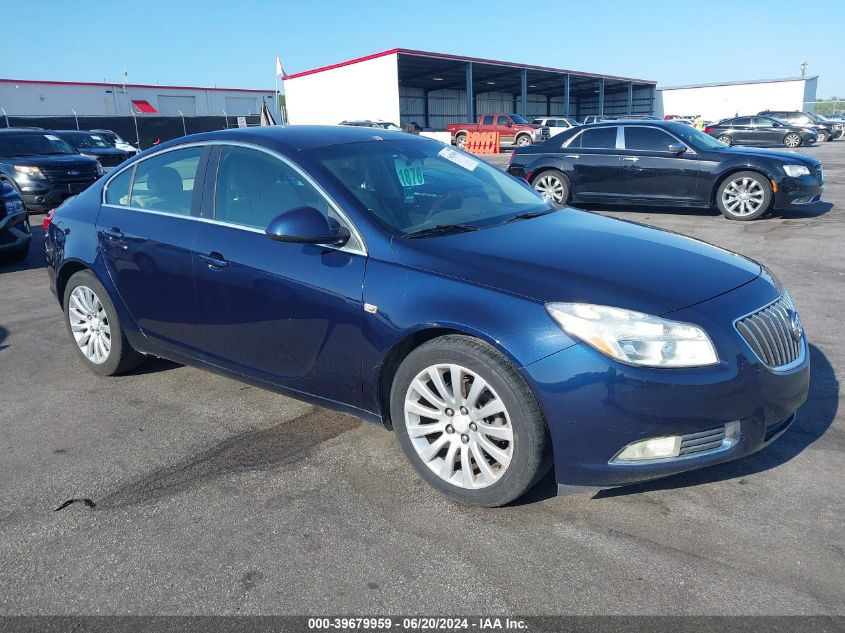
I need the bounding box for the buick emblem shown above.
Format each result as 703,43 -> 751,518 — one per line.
789,310 -> 803,341
68,170 -> 79,176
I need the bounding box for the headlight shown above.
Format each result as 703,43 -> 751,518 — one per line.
783,165 -> 810,177
13,165 -> 45,179
546,303 -> 718,368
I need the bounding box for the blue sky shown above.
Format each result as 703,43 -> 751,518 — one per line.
1,0 -> 843,97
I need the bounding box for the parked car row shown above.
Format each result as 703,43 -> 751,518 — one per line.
508,120 -> 823,221
0,128 -> 138,217
43,125 -> 811,506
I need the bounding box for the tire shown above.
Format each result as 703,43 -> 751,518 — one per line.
783,133 -> 802,148
455,133 -> 467,150
1,242 -> 29,263
390,335 -> 551,507
63,269 -> 146,376
716,171 -> 772,221
515,134 -> 532,147
717,134 -> 733,146
817,130 -> 830,143
532,169 -> 570,208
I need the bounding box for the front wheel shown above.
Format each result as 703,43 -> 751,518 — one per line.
717,134 -> 733,146
515,135 -> 532,147
784,133 -> 802,148
63,269 -> 146,375
716,171 -> 772,221
532,169 -> 570,208
817,130 -> 830,143
391,335 -> 551,507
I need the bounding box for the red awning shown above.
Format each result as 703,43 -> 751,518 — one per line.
131,99 -> 157,113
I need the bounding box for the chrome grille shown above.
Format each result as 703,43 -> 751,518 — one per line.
679,426 -> 726,456
41,164 -> 99,183
735,293 -> 803,368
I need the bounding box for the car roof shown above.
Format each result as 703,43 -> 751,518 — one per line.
155,125 -> 413,153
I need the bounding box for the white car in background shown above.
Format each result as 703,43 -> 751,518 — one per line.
89,129 -> 139,155
532,117 -> 579,138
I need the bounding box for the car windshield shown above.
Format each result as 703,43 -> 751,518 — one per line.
0,133 -> 76,157
59,133 -> 112,149
509,114 -> 529,124
307,138 -> 550,235
94,131 -> 120,145
670,124 -> 729,150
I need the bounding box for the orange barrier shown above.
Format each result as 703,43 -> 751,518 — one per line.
464,131 -> 500,154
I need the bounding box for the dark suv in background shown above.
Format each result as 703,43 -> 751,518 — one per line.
704,116 -> 817,147
0,129 -> 102,213
759,110 -> 841,142
53,130 -> 134,171
0,178 -> 30,262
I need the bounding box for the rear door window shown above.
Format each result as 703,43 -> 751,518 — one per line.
571,127 -> 617,149
129,147 -> 202,215
104,167 -> 134,206
481,115 -> 493,125
496,116 -> 511,126
733,118 -> 752,126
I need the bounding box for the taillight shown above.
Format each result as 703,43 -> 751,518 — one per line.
704,127 -> 714,134
524,171 -> 533,182
42,209 -> 55,231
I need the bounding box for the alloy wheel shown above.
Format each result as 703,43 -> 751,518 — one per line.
721,177 -> 765,217
68,285 -> 111,364
718,135 -> 732,146
784,133 -> 801,148
456,135 -> 467,150
534,174 -> 566,203
404,363 -> 514,489
517,136 -> 531,147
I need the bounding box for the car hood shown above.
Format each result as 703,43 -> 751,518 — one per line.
392,210 -> 761,316
76,148 -> 131,157
4,154 -> 99,168
719,146 -> 820,166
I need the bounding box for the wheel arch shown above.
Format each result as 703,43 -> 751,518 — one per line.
55,259 -> 92,306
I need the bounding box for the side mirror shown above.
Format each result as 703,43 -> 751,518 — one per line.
266,206 -> 350,247
667,142 -> 688,154
506,121 -> 514,128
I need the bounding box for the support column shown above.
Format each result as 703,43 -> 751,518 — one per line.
598,78 -> 605,116
465,62 -> 474,122
563,74 -> 570,117
627,82 -> 633,115
520,68 -> 528,118
423,89 -> 430,129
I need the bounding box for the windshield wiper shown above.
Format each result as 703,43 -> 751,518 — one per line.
504,209 -> 556,223
403,224 -> 479,239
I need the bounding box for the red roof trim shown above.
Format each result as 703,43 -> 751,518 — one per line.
283,49 -> 400,80
282,48 -> 655,85
0,78 -> 271,93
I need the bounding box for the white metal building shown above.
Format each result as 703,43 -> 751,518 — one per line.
0,78 -> 275,118
283,48 -> 656,128
657,77 -> 818,121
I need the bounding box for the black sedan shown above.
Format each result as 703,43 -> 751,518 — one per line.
704,116 -> 817,148
53,131 -> 134,171
507,121 -> 823,221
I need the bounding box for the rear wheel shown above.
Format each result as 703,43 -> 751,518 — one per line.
515,134 -> 532,147
391,335 -> 551,507
784,133 -> 802,148
716,171 -> 772,221
717,134 -> 733,146
63,270 -> 145,376
455,133 -> 467,150
532,169 -> 570,208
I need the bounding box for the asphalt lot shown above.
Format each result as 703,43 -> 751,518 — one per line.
0,142 -> 843,616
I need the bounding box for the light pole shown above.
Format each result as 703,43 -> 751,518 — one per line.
800,61 -> 808,77
1,106 -> 8,128
72,108 -> 79,130
178,110 -> 186,136
130,106 -> 140,150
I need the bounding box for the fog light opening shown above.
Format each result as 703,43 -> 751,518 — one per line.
613,436 -> 682,462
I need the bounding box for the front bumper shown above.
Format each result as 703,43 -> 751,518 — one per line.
17,179 -> 97,212
523,275 -> 811,488
774,171 -> 823,207
0,208 -> 32,252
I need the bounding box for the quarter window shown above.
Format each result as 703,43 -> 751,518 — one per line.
624,127 -> 676,151
105,167 -> 133,206
129,147 -> 202,215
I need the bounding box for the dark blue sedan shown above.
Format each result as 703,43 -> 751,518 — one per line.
44,126 -> 810,506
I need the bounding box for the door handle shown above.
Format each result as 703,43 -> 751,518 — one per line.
622,157 -> 639,162
102,227 -> 124,240
565,154 -> 580,159
199,252 -> 229,269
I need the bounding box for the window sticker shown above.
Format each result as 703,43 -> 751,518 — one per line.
394,158 -> 425,187
437,147 -> 478,171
